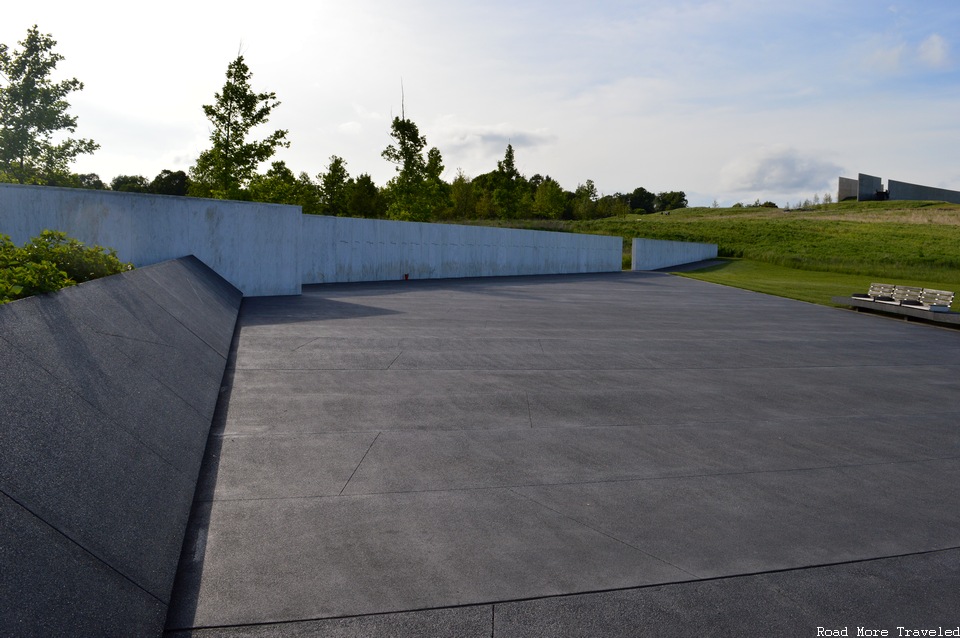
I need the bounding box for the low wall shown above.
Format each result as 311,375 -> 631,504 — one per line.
632,237 -> 718,271
0,257 -> 241,637
0,183 -> 302,297
301,216 -> 623,283
888,179 -> 960,204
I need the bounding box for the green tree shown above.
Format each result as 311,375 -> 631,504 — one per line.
149,169 -> 190,196
110,174 -> 150,193
381,115 -> 443,221
629,187 -> 657,214
572,180 -> 598,219
656,190 -> 688,212
532,177 -> 566,219
247,160 -> 321,214
318,155 -> 349,216
344,173 -> 384,218
449,169 -> 476,219
75,173 -> 106,190
189,55 -> 289,199
0,26 -> 98,184
492,144 -> 526,218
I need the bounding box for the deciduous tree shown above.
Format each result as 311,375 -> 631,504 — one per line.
189,55 -> 288,199
381,115 -> 443,221
0,26 -> 98,184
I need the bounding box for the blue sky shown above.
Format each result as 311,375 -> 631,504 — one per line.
4,0 -> 959,206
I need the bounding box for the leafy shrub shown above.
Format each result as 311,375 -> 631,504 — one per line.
0,231 -> 132,303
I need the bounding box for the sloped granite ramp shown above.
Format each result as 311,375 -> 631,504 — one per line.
0,256 -> 241,637
167,272 -> 960,637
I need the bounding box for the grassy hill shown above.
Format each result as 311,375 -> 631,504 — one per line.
457,200 -> 960,310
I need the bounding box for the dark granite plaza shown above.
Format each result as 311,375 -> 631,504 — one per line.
166,271 -> 960,636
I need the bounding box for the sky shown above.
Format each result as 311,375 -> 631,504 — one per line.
4,0 -> 960,207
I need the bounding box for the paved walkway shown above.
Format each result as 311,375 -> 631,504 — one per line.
167,272 -> 960,636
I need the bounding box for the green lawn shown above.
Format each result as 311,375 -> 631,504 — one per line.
672,258 -> 960,311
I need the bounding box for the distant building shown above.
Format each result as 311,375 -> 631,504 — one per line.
838,173 -> 960,204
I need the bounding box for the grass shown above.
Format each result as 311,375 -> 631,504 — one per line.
450,200 -> 960,312
672,258 -> 960,311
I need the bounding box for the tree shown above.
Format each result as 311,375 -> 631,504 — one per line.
189,55 -> 288,199
149,169 -> 190,196
381,115 -> 443,221
318,155 -> 349,216
247,161 -> 321,214
532,177 -> 565,219
110,174 -> 151,193
0,26 -> 98,184
344,173 -> 384,218
491,144 -> 527,218
75,173 -> 106,189
572,180 -> 598,219
449,169 -> 476,219
656,190 -> 688,212
629,187 -> 657,214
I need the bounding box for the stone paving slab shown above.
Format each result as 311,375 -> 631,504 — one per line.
168,272 -> 960,635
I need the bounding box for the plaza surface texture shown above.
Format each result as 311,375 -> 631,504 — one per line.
167,272 -> 960,637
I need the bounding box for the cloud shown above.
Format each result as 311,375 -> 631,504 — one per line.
866,42 -> 906,73
720,147 -> 842,193
918,33 -> 949,68
438,124 -> 558,154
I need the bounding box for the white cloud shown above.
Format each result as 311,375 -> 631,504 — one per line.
867,42 -> 906,73
720,147 -> 842,193
918,34 -> 949,68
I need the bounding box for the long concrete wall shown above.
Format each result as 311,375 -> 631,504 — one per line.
2,185 -> 623,293
632,237 -> 718,271
301,216 -> 623,283
888,179 -> 960,204
0,183 -> 302,297
0,257 -> 241,637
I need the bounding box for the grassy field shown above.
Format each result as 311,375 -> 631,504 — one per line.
454,200 -> 960,311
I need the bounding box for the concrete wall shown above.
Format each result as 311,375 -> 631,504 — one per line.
632,237 -> 718,271
0,257 -> 241,637
838,177 -> 859,201
888,179 -> 960,204
858,173 -> 884,201
301,215 -> 623,283
0,183 -> 302,297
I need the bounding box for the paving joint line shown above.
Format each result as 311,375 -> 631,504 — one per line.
164,545 -> 960,634
339,432 -> 382,496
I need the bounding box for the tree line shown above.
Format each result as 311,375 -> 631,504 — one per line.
0,26 -> 688,221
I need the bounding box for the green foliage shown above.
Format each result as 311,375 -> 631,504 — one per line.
381,116 -> 445,221
0,26 -> 98,184
318,155 -> 350,216
656,190 -> 688,212
149,169 -> 190,196
532,177 -> 566,219
189,55 -> 289,200
110,174 -> 151,193
248,161 -> 322,214
0,230 -> 132,303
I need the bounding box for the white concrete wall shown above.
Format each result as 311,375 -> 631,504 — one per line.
1,184 -> 624,294
301,216 -> 623,283
632,237 -> 718,271
0,183 -> 302,296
